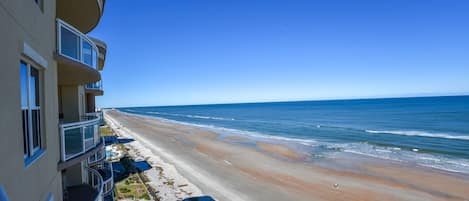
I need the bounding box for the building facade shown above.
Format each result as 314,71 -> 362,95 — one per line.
0,0 -> 112,200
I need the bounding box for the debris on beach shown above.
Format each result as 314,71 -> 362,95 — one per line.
106,115 -> 203,201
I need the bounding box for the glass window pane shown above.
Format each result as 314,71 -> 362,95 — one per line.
30,67 -> 40,107
20,62 -> 28,108
22,110 -> 29,156
64,128 -> 84,157
60,27 -> 80,60
82,40 -> 92,66
92,48 -> 97,68
32,109 -> 40,149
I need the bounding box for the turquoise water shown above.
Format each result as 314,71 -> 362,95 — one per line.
118,96 -> 469,174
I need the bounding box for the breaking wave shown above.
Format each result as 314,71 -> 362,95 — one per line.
365,130 -> 469,141
147,111 -> 235,121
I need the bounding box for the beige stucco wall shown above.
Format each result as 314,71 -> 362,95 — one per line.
59,84 -> 88,123
59,85 -> 81,123
0,0 -> 63,200
62,162 -> 84,188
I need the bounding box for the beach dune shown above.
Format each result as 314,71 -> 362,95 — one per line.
105,110 -> 469,201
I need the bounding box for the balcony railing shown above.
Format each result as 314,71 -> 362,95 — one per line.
99,111 -> 104,126
86,80 -> 103,91
84,112 -> 104,126
103,191 -> 114,201
88,146 -> 106,164
95,161 -> 114,196
88,167 -> 104,201
65,167 -> 104,201
60,115 -> 102,161
57,19 -> 98,70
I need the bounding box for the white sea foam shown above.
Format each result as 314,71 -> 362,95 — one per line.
365,130 -> 469,141
125,110 -> 318,146
147,111 -> 235,121
197,124 -> 319,146
332,142 -> 469,174
119,110 -> 469,175
183,122 -> 469,174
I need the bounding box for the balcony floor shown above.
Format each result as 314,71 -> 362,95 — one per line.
66,185 -> 98,201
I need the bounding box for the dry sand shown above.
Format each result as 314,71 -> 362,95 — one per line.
105,110 -> 469,201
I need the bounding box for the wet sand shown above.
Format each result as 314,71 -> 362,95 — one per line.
105,110 -> 469,201
256,142 -> 303,160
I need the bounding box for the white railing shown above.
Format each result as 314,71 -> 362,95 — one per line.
87,167 -> 104,201
88,146 -> 106,164
85,112 -> 104,125
57,19 -> 98,69
96,161 -> 114,196
86,80 -> 103,91
60,115 -> 101,161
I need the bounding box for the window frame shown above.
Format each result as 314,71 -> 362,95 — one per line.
21,60 -> 44,165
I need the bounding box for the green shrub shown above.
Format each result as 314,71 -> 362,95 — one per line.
119,187 -> 131,193
140,193 -> 151,200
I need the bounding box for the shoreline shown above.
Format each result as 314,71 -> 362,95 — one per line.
106,109 -> 469,201
117,109 -> 469,176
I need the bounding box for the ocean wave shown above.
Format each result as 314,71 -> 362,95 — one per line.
147,111 -> 235,121
118,109 -> 469,174
333,143 -> 469,174
159,116 -> 469,174
365,130 -> 469,141
122,110 -> 315,145
193,123 -> 319,146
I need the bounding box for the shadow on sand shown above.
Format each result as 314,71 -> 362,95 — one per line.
103,136 -> 135,145
182,196 -> 216,201
113,156 -> 152,183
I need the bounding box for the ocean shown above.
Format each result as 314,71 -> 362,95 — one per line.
118,95 -> 469,174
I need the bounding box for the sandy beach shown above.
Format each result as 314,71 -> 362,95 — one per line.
105,110 -> 469,201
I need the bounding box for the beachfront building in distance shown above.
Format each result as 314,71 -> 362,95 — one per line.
0,0 -> 113,200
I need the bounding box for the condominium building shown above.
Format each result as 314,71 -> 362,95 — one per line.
0,0 -> 113,200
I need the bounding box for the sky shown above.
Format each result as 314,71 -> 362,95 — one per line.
89,0 -> 469,107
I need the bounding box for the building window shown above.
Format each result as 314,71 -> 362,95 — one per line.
21,61 -> 43,161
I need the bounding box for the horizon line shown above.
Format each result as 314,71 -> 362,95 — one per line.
103,92 -> 469,109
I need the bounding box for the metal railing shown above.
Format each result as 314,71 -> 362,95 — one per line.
99,111 -> 104,126
60,115 -> 101,161
88,146 -> 106,164
85,112 -> 104,126
87,167 -> 104,201
95,161 -> 114,196
57,19 -> 98,69
86,80 -> 103,91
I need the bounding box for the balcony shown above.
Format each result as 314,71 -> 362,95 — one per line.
56,19 -> 100,85
90,37 -> 107,70
85,80 -> 104,96
57,0 -> 105,34
64,167 -> 103,201
58,114 -> 104,170
99,111 -> 105,126
104,192 -> 114,201
88,146 -> 106,165
85,112 -> 105,126
94,161 -> 114,196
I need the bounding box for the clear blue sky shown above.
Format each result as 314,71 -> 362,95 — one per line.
89,0 -> 469,107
